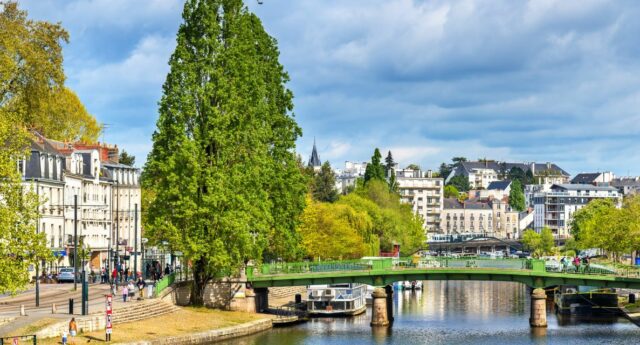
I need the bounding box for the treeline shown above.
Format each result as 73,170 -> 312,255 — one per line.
571,196 -> 640,262
300,149 -> 425,259
0,2 -> 101,294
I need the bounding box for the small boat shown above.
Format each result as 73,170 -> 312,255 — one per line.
307,283 -> 367,316
401,281 -> 423,290
554,285 -> 619,315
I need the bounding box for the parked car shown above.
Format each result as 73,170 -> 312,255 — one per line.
57,267 -> 77,283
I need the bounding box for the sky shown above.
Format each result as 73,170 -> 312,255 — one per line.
18,0 -> 640,176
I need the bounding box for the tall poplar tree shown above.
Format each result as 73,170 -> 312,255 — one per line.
143,0 -> 306,304
364,148 -> 386,184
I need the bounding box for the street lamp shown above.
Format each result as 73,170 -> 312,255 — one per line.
141,237 -> 148,278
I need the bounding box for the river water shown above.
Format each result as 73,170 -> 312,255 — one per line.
217,281 -> 640,345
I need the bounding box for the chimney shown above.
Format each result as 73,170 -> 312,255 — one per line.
427,169 -> 433,178
530,162 -> 535,175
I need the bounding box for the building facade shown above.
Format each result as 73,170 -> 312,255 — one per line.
396,169 -> 443,238
533,184 -> 621,238
446,161 -> 570,189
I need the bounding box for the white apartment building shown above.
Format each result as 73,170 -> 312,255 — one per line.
335,161 -> 368,193
104,162 -> 141,272
447,161 -> 570,190
533,184 -> 621,238
396,169 -> 444,238
439,198 -> 520,239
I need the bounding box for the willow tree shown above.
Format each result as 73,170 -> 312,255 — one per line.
143,0 -> 306,304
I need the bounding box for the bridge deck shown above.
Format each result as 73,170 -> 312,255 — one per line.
247,258 -> 640,289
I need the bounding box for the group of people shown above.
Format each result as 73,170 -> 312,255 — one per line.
560,255 -> 590,272
146,262 -> 172,282
111,277 -> 148,302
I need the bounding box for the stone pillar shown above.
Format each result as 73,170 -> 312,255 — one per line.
384,285 -> 394,323
254,287 -> 269,313
370,288 -> 389,327
20,304 -> 26,316
529,288 -> 547,328
245,289 -> 256,313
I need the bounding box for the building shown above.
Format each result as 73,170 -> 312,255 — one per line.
19,133 -> 140,274
104,161 -> 141,272
446,161 -> 570,189
611,177 -> 640,196
308,139 -> 321,172
335,161 -> 368,194
396,169 -> 443,238
533,184 -> 621,238
439,197 -> 521,239
440,198 -> 493,237
21,136 -> 67,269
571,172 -> 615,186
469,180 -> 512,200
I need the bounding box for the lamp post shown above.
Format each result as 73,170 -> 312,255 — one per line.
141,238 -> 148,279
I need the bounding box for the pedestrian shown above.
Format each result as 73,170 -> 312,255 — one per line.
573,256 -> 581,271
164,263 -> 171,276
127,280 -> 135,300
122,284 -> 129,302
583,256 -> 590,273
111,267 -> 118,284
111,283 -> 117,296
136,277 -> 147,300
61,330 -> 68,345
69,317 -> 77,344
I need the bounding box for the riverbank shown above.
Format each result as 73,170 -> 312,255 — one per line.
33,307 -> 272,344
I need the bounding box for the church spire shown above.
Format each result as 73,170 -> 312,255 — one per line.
308,137 -> 321,170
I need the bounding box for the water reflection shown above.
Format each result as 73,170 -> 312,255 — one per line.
215,281 -> 640,345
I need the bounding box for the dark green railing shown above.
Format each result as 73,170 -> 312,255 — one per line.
155,272 -> 176,296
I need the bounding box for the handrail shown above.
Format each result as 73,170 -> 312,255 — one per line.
154,272 -> 176,297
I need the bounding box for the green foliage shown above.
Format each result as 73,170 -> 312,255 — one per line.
406,164 -> 421,170
444,185 -> 459,198
387,169 -> 398,193
448,175 -> 470,192
508,180 -> 526,211
570,196 -> 640,261
364,148 -> 386,184
521,228 -> 554,257
119,150 -> 135,166
311,161 -> 338,203
0,3 -> 101,142
439,162 -> 452,179
143,0 -> 306,304
384,151 -> 395,173
298,196 -> 368,260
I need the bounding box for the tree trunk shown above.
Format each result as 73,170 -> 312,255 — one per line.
190,257 -> 209,306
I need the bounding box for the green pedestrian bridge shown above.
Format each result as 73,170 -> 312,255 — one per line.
247,256 -> 640,289
245,257 -> 640,328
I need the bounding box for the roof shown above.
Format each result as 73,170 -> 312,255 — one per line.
611,178 -> 640,187
443,198 -> 463,209
571,173 -> 601,184
487,180 -> 511,190
308,140 -> 321,167
443,198 -> 491,210
459,161 -> 569,177
551,184 -> 618,192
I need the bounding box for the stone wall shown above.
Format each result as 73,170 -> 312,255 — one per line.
162,279 -> 246,310
35,315 -> 106,339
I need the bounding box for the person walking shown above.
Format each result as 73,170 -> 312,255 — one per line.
136,277 -> 147,300
111,267 -> 118,284
582,256 -> 590,273
122,284 -> 129,303
69,317 -> 78,344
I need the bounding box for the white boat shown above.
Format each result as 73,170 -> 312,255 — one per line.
307,283 -> 367,316
401,281 -> 423,290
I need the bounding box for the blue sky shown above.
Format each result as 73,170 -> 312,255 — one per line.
19,0 -> 640,176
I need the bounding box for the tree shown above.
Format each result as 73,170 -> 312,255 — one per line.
364,148 -> 386,184
298,197 -> 367,260
447,175 -> 470,192
0,3 -> 101,142
508,167 -> 526,187
452,157 -> 467,165
143,0 -> 306,305
521,228 -> 554,257
119,150 -> 136,166
406,164 -> 421,171
384,151 -> 395,175
387,169 -> 398,193
509,180 -> 526,211
444,185 -> 459,198
311,161 -> 338,203
439,162 -> 452,179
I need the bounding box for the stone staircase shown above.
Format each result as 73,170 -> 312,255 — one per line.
111,300 -> 180,324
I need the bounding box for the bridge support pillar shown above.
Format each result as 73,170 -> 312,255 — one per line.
384,285 -> 394,323
370,287 -> 389,327
245,289 -> 256,313
529,288 -> 547,328
254,287 -> 269,313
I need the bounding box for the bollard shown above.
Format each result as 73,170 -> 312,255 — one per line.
69,298 -> 74,314
20,304 -> 26,316
630,293 -> 636,304
52,303 -> 57,314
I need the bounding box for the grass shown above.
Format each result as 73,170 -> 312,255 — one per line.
35,307 -> 271,344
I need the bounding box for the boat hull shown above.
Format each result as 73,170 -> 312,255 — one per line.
555,289 -> 619,315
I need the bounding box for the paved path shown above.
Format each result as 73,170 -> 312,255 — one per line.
0,282 -> 154,336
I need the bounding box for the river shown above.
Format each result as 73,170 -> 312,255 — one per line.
217,281 -> 640,345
